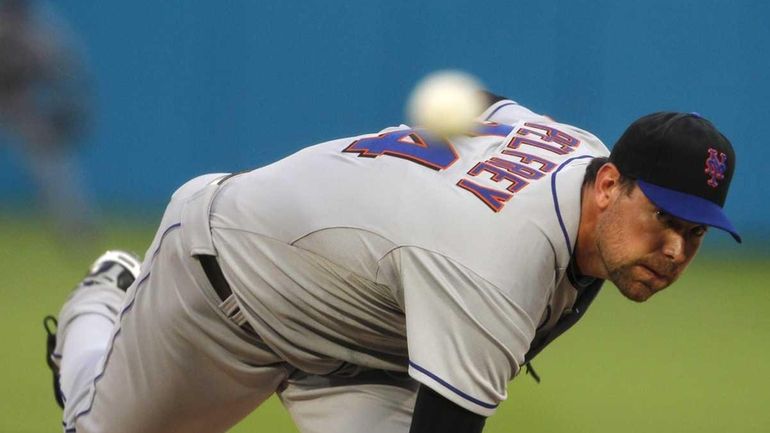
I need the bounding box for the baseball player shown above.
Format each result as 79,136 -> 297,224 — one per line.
44,92 -> 739,433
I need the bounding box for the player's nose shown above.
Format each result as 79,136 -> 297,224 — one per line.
661,232 -> 687,265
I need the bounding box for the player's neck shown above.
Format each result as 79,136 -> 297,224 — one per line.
574,185 -> 607,280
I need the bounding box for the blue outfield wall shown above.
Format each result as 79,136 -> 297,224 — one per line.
1,0 -> 768,249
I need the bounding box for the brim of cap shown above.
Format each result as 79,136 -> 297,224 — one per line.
637,180 -> 741,243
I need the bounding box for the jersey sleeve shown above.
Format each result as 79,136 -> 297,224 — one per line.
479,99 -> 551,126
390,244 -> 555,416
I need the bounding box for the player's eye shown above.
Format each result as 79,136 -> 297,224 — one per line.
655,209 -> 707,238
654,209 -> 672,224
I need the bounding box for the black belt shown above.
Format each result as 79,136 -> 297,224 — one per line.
197,255 -> 255,334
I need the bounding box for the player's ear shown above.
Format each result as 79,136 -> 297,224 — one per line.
594,163 -> 623,210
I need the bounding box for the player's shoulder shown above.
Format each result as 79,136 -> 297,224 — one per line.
479,99 -> 548,125
479,99 -> 609,156
548,120 -> 609,157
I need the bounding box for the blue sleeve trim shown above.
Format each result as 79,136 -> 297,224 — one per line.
550,155 -> 594,255
409,361 -> 498,410
484,102 -> 517,121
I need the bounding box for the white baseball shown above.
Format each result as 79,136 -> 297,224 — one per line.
407,70 -> 486,137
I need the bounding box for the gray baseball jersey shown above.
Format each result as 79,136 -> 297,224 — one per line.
202,99 -> 610,416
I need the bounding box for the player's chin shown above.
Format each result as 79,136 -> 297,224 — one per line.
615,280 -> 665,303
617,285 -> 651,302
615,267 -> 674,302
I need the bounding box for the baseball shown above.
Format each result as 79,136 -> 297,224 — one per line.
406,70 -> 486,137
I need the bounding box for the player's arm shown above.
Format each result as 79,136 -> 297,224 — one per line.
478,89 -> 551,125
384,244 -> 553,421
409,384 -> 486,433
480,90 -> 509,106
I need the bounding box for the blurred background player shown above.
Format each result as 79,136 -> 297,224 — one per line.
0,0 -> 96,239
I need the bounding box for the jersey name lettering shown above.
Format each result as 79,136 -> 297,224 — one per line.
457,123 -> 581,212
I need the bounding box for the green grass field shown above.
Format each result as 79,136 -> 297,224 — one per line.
1,214 -> 768,433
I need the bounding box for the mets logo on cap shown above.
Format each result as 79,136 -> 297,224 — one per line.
704,148 -> 727,188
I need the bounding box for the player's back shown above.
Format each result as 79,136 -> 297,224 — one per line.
211,126 -> 511,269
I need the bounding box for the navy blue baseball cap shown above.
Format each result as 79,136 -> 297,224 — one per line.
609,112 -> 740,242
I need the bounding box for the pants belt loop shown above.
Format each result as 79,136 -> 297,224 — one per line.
197,254 -> 255,334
